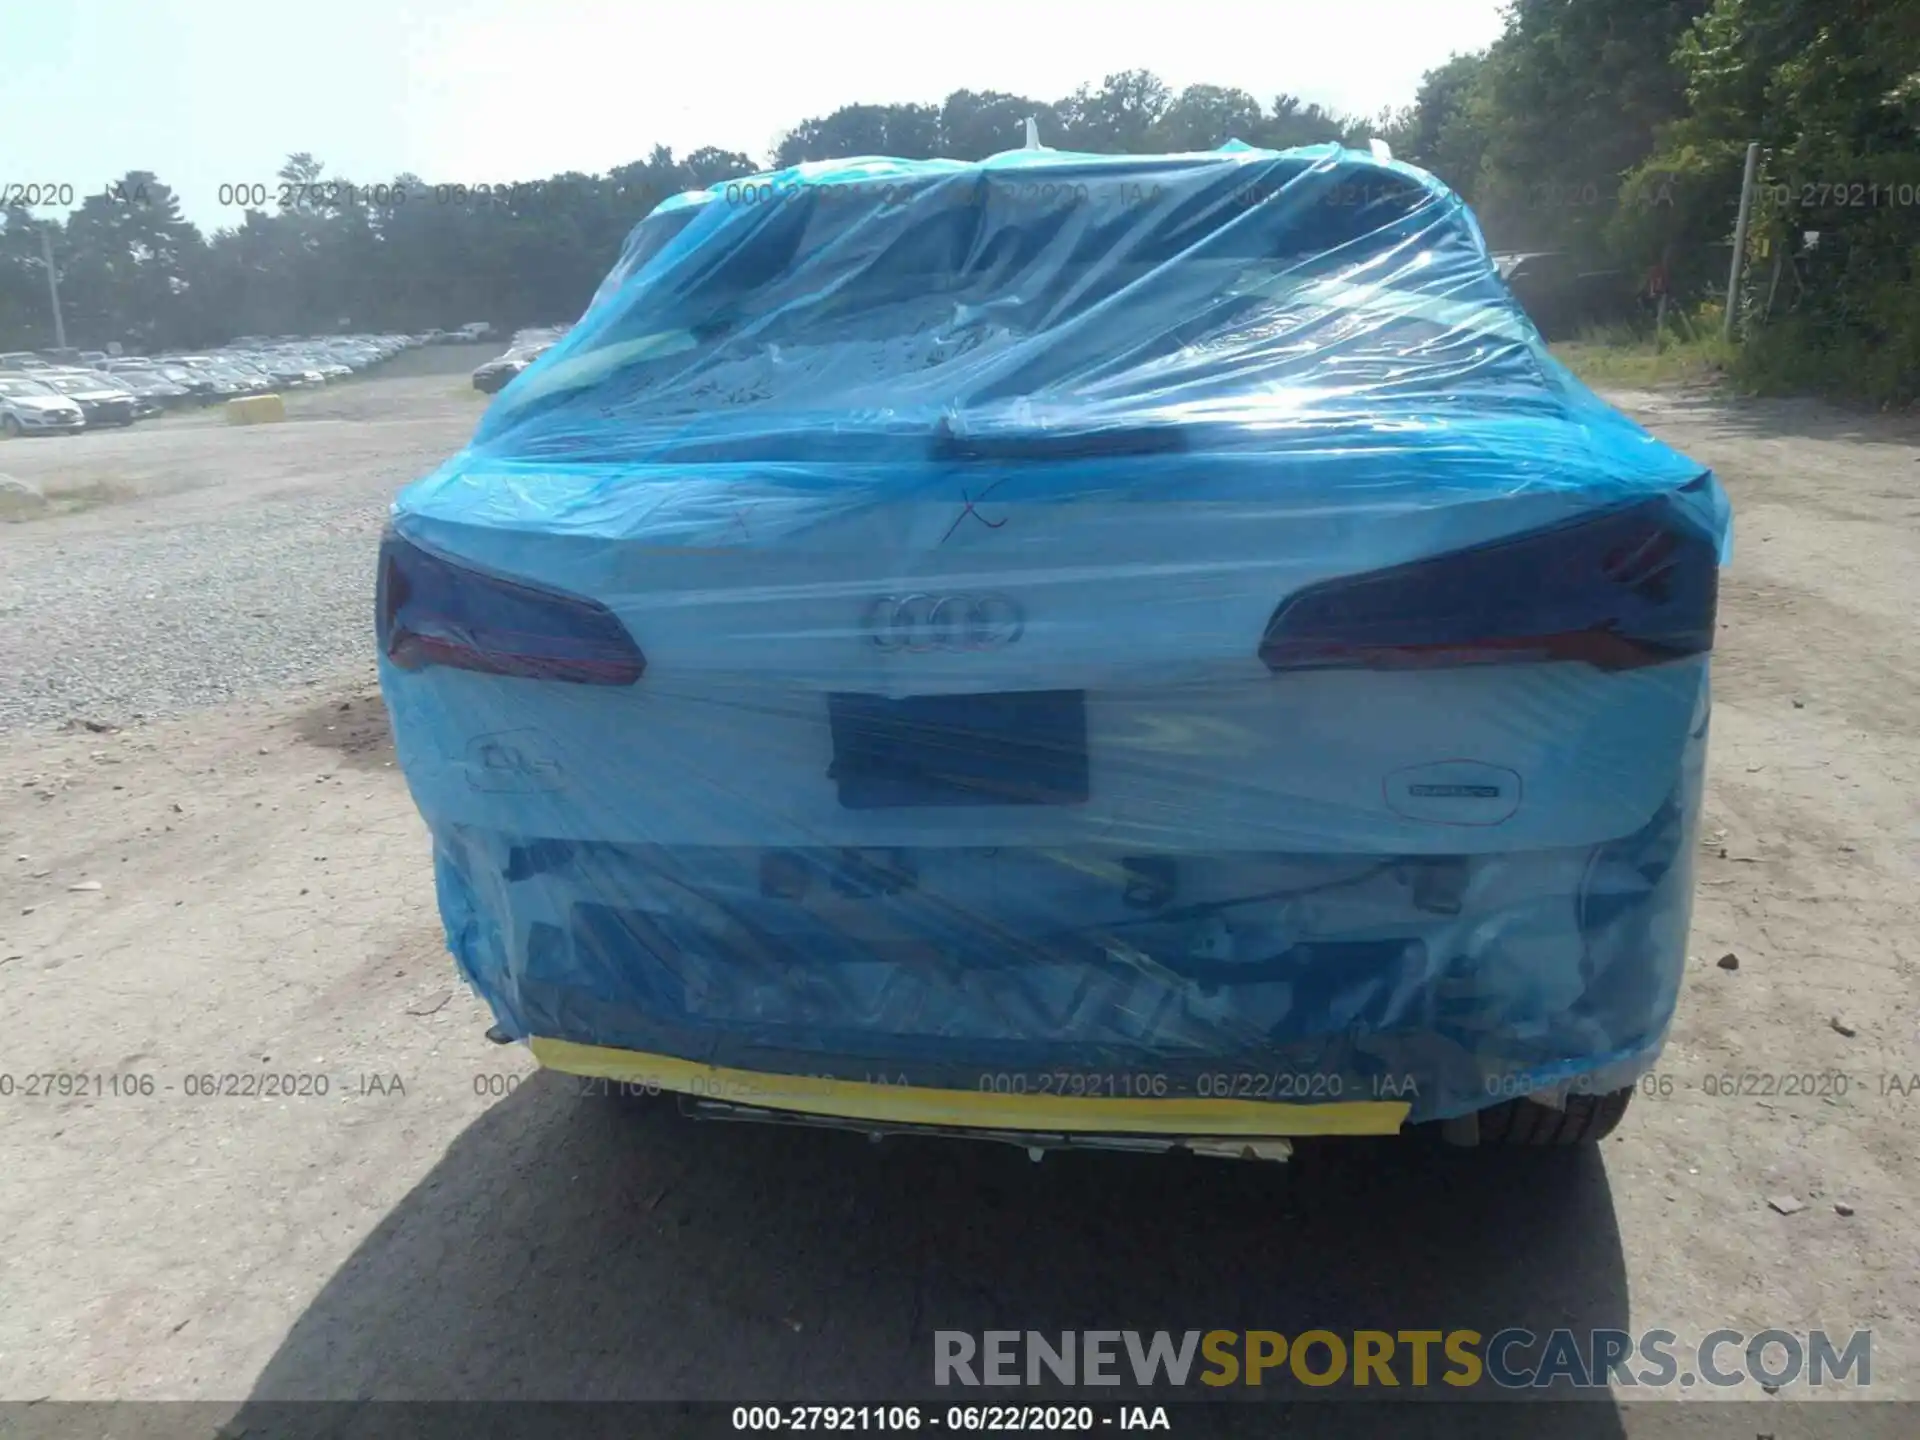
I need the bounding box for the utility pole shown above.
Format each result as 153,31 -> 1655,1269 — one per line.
39,223 -> 67,351
1653,243 -> 1673,351
1722,142 -> 1761,343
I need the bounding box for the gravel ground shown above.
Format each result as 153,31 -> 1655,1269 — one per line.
0,360 -> 483,733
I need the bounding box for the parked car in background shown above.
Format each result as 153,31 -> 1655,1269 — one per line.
456,322 -> 495,342
213,359 -> 277,394
155,359 -> 240,400
251,353 -> 325,387
97,358 -> 165,384
176,354 -> 288,393
1493,252 -> 1637,340
111,370 -> 190,416
312,342 -> 368,369
110,376 -> 164,420
290,349 -> 353,381
127,360 -> 222,403
0,332 -> 406,418
217,362 -> 277,395
0,373 -> 86,436
37,370 -> 139,427
471,326 -> 567,393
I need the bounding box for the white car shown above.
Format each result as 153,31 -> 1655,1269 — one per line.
35,370 -> 140,428
0,373 -> 87,436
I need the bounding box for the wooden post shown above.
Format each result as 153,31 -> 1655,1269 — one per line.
1723,142 -> 1761,341
39,224 -> 66,351
1763,245 -> 1786,324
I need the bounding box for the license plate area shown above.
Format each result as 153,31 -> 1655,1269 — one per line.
826,690 -> 1089,809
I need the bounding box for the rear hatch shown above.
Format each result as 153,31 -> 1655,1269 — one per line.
389,153 -> 1716,855
382,150 -> 1722,1081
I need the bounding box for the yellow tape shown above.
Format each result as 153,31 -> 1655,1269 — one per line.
225,394 -> 286,425
530,1037 -> 1409,1137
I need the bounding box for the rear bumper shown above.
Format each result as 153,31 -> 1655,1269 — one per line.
531,1036 -> 1412,1136
430,773 -> 1699,1126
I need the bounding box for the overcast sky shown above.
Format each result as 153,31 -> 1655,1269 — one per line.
5,0 -> 1507,232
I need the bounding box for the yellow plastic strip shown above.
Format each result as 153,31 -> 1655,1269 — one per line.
530,1037 -> 1409,1137
225,393 -> 286,425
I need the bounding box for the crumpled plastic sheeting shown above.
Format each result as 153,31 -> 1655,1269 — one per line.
382,143 -> 1731,1124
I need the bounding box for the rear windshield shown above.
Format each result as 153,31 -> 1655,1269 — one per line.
483,157 -> 1535,455
591,164 -> 1442,339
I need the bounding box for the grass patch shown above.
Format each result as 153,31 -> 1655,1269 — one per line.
1734,311 -> 1920,408
1552,319 -> 1736,390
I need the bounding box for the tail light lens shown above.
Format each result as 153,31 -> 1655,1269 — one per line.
1259,488 -> 1718,674
376,529 -> 645,685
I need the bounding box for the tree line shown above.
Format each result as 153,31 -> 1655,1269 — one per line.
2,0 -> 1914,400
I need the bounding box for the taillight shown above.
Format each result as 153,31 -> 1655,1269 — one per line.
376,529 -> 645,685
1259,490 -> 1718,674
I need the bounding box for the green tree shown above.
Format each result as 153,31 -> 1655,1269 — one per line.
55,173 -> 203,347
1152,84 -> 1268,150
1255,93 -> 1354,150
1056,70 -> 1174,150
0,206 -> 58,349
1470,0 -> 1713,254
23,31 -> 1912,411
774,104 -> 942,166
1625,0 -> 1920,400
940,90 -> 1057,158
680,147 -> 756,188
1389,53 -> 1493,194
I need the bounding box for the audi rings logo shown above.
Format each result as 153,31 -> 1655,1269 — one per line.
863,593 -> 1025,652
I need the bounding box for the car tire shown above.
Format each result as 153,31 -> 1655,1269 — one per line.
1473,1087 -> 1633,1147
1,415 -> 20,438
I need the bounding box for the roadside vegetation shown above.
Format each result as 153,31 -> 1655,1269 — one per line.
1554,326 -> 1736,392
1,1 -> 1912,404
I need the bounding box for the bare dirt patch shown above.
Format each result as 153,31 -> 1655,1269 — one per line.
285,683 -> 396,771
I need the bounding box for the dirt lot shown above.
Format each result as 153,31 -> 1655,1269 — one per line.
0,371 -> 1915,1430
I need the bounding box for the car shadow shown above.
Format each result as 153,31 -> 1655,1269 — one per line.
231,1071 -> 1631,1436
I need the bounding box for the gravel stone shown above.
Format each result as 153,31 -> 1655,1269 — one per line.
0,366 -> 480,734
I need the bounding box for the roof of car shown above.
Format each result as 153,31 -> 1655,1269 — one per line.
428,140 -> 1718,525
40,369 -> 126,387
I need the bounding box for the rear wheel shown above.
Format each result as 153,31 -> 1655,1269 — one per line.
1474,1087 -> 1633,1146
1,414 -> 20,438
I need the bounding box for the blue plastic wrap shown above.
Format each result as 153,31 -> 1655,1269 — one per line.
379,143 -> 1732,1132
